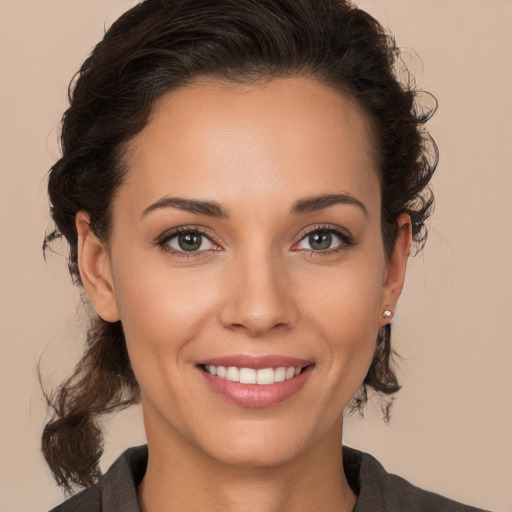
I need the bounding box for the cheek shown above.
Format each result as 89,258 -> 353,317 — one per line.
112,264 -> 221,360
111,264 -> 226,422
303,254 -> 384,334
299,253 -> 384,386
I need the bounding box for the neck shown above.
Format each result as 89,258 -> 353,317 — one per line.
138,418 -> 356,512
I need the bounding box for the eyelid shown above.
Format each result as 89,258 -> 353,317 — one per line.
292,224 -> 354,251
155,223 -> 354,257
156,225 -> 222,255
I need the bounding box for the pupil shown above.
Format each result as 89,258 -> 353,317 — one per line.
178,232 -> 201,251
309,231 -> 331,250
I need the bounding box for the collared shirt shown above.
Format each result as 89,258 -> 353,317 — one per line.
48,445 -> 490,511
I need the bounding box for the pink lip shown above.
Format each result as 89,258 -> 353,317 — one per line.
197,354 -> 313,370
196,356 -> 314,408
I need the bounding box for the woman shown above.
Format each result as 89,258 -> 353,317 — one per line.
41,0 -> 490,510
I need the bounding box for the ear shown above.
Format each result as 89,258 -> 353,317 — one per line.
379,214 -> 412,327
76,211 -> 120,322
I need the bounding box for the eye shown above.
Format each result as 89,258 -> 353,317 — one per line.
295,228 -> 349,252
163,230 -> 217,253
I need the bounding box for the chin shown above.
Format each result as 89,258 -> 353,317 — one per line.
209,441 -> 302,469
194,418 -> 326,470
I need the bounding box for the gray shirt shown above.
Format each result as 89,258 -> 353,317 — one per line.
48,445 -> 490,511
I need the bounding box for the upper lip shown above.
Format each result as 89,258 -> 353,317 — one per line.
196,354 -> 314,370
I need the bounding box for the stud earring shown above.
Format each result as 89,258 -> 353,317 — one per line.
382,309 -> 393,320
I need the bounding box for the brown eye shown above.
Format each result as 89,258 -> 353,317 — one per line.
178,232 -> 202,251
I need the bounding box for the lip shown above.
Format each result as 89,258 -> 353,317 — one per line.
197,354 -> 313,369
196,355 -> 314,408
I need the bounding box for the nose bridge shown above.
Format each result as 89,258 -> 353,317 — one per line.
220,242 -> 297,336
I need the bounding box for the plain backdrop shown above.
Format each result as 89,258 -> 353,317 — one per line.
0,1 -> 511,511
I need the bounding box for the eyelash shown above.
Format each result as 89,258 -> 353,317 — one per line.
156,226 -> 221,258
293,224 -> 354,255
156,224 -> 354,258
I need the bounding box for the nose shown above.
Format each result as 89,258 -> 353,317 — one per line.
218,248 -> 298,337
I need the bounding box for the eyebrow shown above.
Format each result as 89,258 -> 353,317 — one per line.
291,193 -> 368,217
141,196 -> 229,219
141,192 -> 367,219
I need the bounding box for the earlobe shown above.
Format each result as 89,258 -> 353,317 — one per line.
76,211 -> 120,322
379,214 -> 412,327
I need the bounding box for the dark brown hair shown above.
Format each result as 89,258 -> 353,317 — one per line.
43,0 -> 437,491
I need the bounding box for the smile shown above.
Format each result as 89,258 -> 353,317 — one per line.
204,365 -> 302,385
198,357 -> 314,407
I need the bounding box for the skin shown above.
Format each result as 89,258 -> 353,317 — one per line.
76,77 -> 411,512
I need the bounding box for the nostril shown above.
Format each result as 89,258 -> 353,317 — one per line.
218,280 -> 299,336
228,320 -> 291,337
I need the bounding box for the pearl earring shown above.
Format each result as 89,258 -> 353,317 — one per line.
382,309 -> 393,320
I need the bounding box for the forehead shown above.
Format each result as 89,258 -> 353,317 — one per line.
119,77 -> 380,220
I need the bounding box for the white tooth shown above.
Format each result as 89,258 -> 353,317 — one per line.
226,366 -> 240,382
274,367 -> 286,382
294,367 -> 301,376
239,367 -> 257,384
285,367 -> 295,380
208,365 -> 217,376
217,366 -> 226,378
257,368 -> 275,385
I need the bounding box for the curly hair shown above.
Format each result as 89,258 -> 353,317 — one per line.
42,0 -> 437,492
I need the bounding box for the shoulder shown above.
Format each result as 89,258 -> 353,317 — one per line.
343,446 -> 492,512
48,486 -> 101,512
47,445 -> 148,512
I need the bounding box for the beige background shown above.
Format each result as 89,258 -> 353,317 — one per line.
0,0 -> 511,510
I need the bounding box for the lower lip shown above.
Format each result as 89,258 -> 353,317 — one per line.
199,366 -> 313,408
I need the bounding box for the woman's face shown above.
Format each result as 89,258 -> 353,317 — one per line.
79,77 -> 409,468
